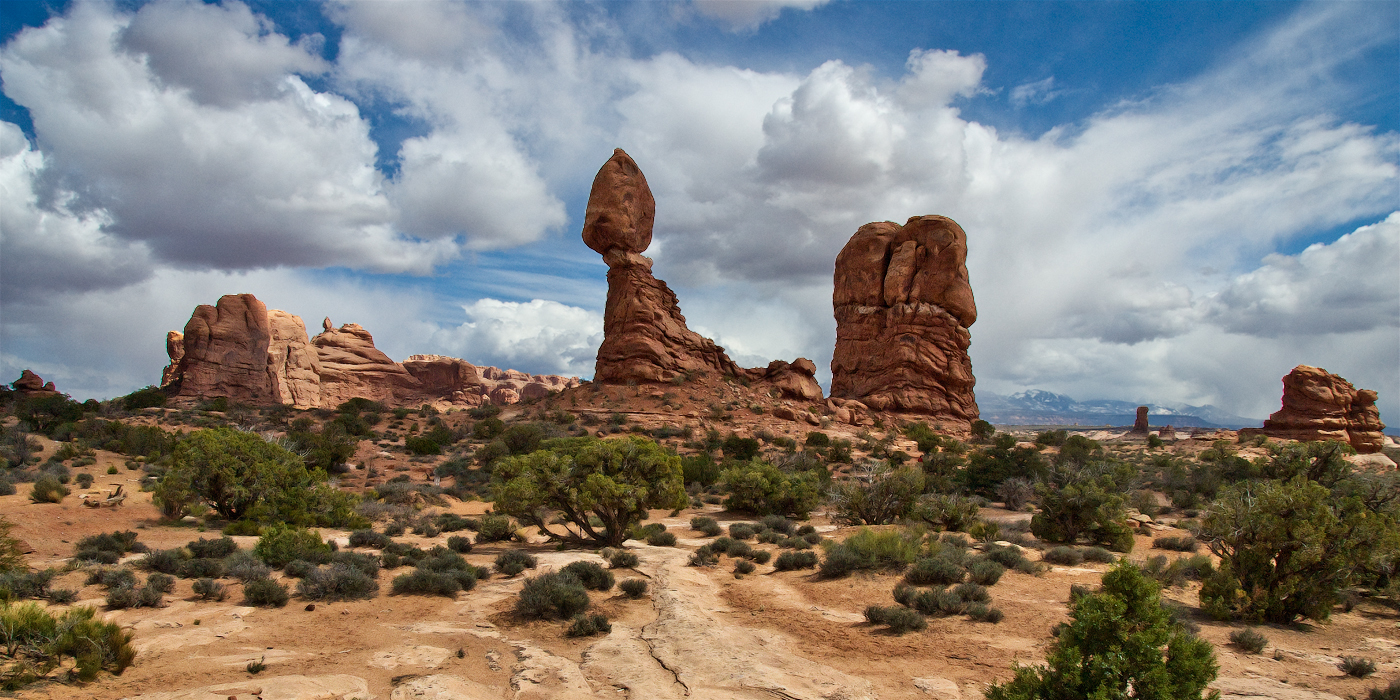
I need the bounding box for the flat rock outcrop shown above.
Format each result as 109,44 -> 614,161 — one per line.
830,216 -> 978,428
161,294 -> 577,409
584,149 -> 821,401
1245,365 -> 1386,453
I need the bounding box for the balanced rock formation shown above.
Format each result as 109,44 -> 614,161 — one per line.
161,294 -> 577,409
1245,365 -> 1386,453
830,216 -> 978,428
584,149 -> 820,401
9,370 -> 59,398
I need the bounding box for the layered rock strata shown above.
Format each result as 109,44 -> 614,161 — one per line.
161,294 -> 577,409
584,149 -> 821,401
830,216 -> 978,428
1245,365 -> 1386,453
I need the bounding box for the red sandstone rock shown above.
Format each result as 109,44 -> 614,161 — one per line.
10,370 -> 60,397
830,216 -> 978,428
160,331 -> 184,388
267,310 -> 321,408
403,355 -> 482,396
584,149 -> 820,401
1131,406 -> 1149,433
311,321 -> 423,406
170,293 -> 278,404
1247,365 -> 1386,453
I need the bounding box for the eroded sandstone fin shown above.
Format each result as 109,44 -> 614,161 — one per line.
831,215 -> 978,429
1242,365 -> 1386,453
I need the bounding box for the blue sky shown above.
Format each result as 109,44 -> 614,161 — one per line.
1,0 -> 1396,427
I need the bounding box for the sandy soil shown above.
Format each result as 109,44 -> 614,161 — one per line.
2,421 -> 1397,699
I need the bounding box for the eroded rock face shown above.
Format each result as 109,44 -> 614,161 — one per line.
830,216 -> 978,427
585,149 -> 821,402
10,370 -> 59,398
1250,365 -> 1386,453
310,321 -> 423,406
169,293 -> 277,404
160,331 -> 184,388
267,310 -> 321,408
1132,406 -> 1149,433
162,295 -> 577,408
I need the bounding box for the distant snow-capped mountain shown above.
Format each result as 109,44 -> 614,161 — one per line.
976,390 -> 1262,429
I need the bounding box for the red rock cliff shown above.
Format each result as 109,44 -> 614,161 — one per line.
1251,365 -> 1386,453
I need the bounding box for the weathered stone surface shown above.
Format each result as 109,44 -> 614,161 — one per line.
585,149 -> 819,398
582,148 -> 655,256
390,674 -> 499,700
1131,406 -> 1149,433
1246,365 -> 1386,454
267,310 -> 321,408
160,331 -> 184,388
169,293 -> 277,404
10,369 -> 59,397
120,673 -> 371,700
311,321 -> 423,406
831,215 -> 977,428
163,295 -> 577,409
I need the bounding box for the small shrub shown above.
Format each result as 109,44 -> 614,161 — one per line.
349,530 -> 392,549
296,562 -> 379,601
760,515 -> 795,535
566,613 -> 612,637
225,551 -> 272,582
29,475 -> 69,503
734,560 -> 756,576
620,579 -> 648,598
967,604 -> 1004,623
689,546 -> 719,567
724,541 -> 755,560
647,531 -> 677,547
392,569 -> 463,597
87,567 -> 137,590
515,571 -> 590,620
246,655 -> 266,674
193,578 -> 227,601
475,514 -> 516,543
906,557 -> 965,586
47,588 -> 78,604
75,472 -> 94,489
254,525 -> 331,568
177,557 -> 226,580
242,578 -> 289,607
1340,656 -> 1377,678
751,550 -> 772,565
774,550 -> 818,571
781,536 -> 813,550
601,550 -> 636,569
691,516 -> 718,531
187,536 -> 237,559
145,572 -> 176,594
495,550 -> 538,577
104,586 -> 140,610
968,559 -> 1006,586
910,588 -> 966,616
1365,680 -> 1400,700
137,585 -> 164,608
1081,547 -> 1117,563
1229,628 -> 1268,654
1042,547 -> 1084,566
383,522 -> 406,537
954,582 -> 991,604
1152,536 -> 1199,553
728,524 -> 756,540
284,560 -> 316,579
434,513 -> 477,532
446,536 -> 473,554
865,605 -> 926,633
561,561 -> 615,591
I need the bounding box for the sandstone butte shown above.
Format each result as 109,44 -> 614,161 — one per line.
830,215 -> 979,432
582,148 -> 822,402
1242,364 -> 1386,454
159,293 -> 577,409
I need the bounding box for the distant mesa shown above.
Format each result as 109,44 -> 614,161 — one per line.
1242,364 -> 1386,454
160,293 -> 578,409
584,148 -> 822,402
830,215 -> 979,431
9,369 -> 60,398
